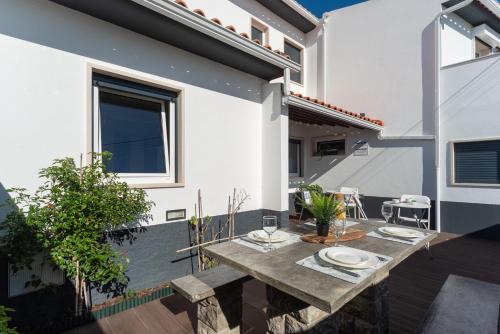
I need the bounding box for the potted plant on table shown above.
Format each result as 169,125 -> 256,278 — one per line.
301,192 -> 344,236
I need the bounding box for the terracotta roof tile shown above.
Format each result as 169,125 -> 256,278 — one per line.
193,8 -> 206,17
175,0 -> 188,7
211,18 -> 222,25
171,0 -> 293,62
290,91 -> 384,127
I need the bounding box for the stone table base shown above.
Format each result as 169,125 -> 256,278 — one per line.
266,277 -> 389,334
197,281 -> 243,334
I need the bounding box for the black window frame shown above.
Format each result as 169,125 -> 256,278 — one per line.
92,73 -> 178,179
313,139 -> 346,157
452,139 -> 500,185
284,40 -> 303,84
289,138 -> 303,177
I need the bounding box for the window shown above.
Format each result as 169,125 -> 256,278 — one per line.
284,40 -> 303,84
453,139 -> 500,185
313,139 -> 346,156
93,74 -> 177,183
251,26 -> 264,44
251,19 -> 268,45
289,138 -> 302,177
475,37 -> 491,58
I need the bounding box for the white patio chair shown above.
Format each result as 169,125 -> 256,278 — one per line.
397,194 -> 431,230
339,187 -> 361,219
298,190 -> 312,223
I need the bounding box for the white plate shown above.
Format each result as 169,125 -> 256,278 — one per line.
378,227 -> 424,239
247,230 -> 289,243
327,249 -> 368,265
318,247 -> 379,269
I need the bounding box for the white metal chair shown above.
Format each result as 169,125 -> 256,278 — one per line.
298,190 -> 312,223
397,194 -> 431,230
339,187 -> 362,219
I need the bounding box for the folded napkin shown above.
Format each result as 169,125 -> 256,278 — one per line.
232,231 -> 302,253
367,230 -> 428,245
297,247 -> 392,284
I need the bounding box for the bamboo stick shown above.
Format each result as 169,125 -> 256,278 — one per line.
176,233 -> 247,253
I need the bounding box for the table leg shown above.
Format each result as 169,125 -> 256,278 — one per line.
197,281 -> 243,334
265,277 -> 389,334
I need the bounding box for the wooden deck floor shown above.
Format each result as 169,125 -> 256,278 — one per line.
68,231 -> 500,334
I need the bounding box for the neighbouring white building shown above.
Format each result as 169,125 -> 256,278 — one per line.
0,0 -> 499,317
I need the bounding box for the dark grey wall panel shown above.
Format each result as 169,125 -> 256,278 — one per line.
93,208 -> 286,303
441,201 -> 500,239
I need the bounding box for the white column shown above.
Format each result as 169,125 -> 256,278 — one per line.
261,83 -> 289,221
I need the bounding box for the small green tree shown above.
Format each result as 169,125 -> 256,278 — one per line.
0,153 -> 153,316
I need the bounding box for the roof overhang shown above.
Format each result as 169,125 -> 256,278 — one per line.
473,24 -> 500,47
50,0 -> 302,81
284,95 -> 384,132
254,0 -> 319,33
443,0 -> 500,32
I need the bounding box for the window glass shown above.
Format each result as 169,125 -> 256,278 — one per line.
284,41 -> 302,83
289,139 -> 302,176
314,139 -> 346,156
251,26 -> 264,44
100,91 -> 167,173
475,38 -> 491,58
454,140 -> 500,184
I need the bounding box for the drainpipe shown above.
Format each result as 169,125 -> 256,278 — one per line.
433,0 -> 473,233
322,13 -> 329,101
283,68 -> 291,100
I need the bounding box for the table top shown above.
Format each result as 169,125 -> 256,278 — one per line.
383,200 -> 431,209
204,220 -> 437,314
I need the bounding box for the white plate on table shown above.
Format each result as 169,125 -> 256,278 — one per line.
318,247 -> 379,269
378,227 -> 424,239
247,230 -> 289,243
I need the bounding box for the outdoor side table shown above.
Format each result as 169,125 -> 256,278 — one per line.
383,201 -> 431,230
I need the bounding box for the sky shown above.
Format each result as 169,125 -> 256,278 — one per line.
297,0 -> 368,17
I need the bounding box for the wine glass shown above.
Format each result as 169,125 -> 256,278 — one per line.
381,204 -> 393,224
331,218 -> 346,247
343,193 -> 352,218
262,216 -> 278,251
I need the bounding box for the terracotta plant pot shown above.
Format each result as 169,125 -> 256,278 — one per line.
316,224 -> 329,237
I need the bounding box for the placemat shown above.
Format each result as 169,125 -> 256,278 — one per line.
367,230 -> 428,245
296,247 -> 392,284
232,231 -> 302,253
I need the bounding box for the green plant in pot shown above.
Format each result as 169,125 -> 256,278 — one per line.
302,192 -> 343,236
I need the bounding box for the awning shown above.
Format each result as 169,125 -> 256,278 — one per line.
50,0 -> 301,81
254,0 -> 319,33
285,93 -> 384,132
443,0 -> 500,32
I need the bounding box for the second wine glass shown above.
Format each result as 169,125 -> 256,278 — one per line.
262,216 -> 278,251
331,218 -> 346,247
381,204 -> 393,224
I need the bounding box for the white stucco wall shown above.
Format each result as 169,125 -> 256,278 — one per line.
305,0 -> 441,199
289,123 -> 435,199
440,54 -> 500,204
441,13 -> 475,67
0,0 -> 269,225
324,0 -> 442,137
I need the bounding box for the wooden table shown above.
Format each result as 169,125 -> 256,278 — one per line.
205,220 -> 437,333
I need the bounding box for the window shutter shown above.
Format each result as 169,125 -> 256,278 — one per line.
454,140 -> 500,184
